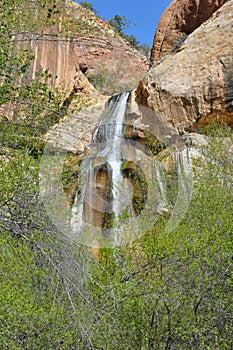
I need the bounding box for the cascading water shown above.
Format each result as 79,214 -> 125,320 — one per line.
71,91 -> 132,245
40,79 -> 200,250
70,91 -> 195,247
164,147 -> 195,233
95,91 -> 131,218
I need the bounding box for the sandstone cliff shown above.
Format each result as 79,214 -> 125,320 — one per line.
45,0 -> 233,242
44,0 -> 233,156
17,1 -> 148,96
133,0 -> 233,144
150,0 -> 227,63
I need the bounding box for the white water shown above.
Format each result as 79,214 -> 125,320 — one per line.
70,92 -> 197,246
95,91 -> 130,217
164,147 -> 194,234
71,92 -> 130,240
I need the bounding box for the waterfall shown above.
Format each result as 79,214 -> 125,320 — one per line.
95,91 -> 131,217
71,91 -> 131,245
164,147 -> 194,234
70,92 -> 196,247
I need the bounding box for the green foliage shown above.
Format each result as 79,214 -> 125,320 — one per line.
0,76 -> 63,153
88,60 -> 140,95
85,130 -> 233,349
79,1 -> 96,13
122,34 -> 151,58
0,1 -> 232,348
0,231 -> 91,349
108,14 -> 151,58
108,15 -> 130,35
123,33 -> 139,47
0,1 -> 80,155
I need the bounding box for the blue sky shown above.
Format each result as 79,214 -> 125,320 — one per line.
75,0 -> 172,46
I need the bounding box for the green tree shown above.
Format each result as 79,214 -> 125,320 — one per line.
0,2 -> 88,346
0,1 -> 232,348
80,1 -> 96,13
108,15 -> 151,59
123,33 -> 139,47
83,125 -> 233,349
108,15 -> 129,35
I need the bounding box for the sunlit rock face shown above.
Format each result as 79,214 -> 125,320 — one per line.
49,0 -> 233,159
49,0 -> 233,248
15,1 -> 148,96
70,90 -> 194,241
135,0 -> 233,137
150,0 -> 227,62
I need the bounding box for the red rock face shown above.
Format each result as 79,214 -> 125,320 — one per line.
150,0 -> 227,62
16,1 -> 149,96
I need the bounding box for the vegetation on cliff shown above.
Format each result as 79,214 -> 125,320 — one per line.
1,121 -> 232,348
0,0 -> 232,349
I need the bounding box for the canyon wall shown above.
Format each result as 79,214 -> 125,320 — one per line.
150,0 -> 227,63
44,0 -> 233,156
17,1 -> 148,95
134,0 -> 233,143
